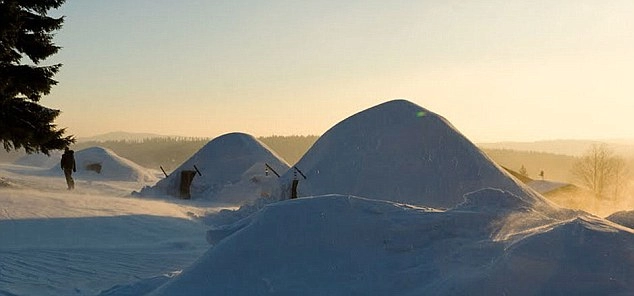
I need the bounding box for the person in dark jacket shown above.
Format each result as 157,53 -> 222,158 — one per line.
60,147 -> 76,190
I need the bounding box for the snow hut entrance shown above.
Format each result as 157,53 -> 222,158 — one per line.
291,179 -> 299,199
86,163 -> 102,174
179,170 -> 197,199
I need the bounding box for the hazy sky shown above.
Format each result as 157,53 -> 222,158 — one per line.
46,0 -> 634,142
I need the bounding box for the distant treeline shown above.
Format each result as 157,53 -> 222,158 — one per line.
0,136 -> 596,183
258,135 -> 319,165
72,136 -> 579,182
73,135 -> 319,171
74,137 -> 210,172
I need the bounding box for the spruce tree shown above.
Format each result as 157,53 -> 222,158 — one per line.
0,0 -> 74,155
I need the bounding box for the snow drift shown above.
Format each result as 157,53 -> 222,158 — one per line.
44,146 -> 157,182
0,164 -> 210,296
152,190 -> 634,296
278,99 -> 552,209
135,132 -> 289,203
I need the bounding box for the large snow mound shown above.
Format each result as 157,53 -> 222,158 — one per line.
44,147 -> 157,182
136,132 -> 289,203
278,99 -> 552,209
151,191 -> 634,295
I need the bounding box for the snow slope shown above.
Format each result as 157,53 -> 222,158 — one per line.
527,180 -> 571,194
41,146 -> 158,182
0,164 -> 216,296
136,132 -> 289,204
153,190 -> 634,296
278,99 -> 551,210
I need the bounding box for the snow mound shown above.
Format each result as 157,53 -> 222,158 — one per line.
479,215 -> 634,295
453,188 -> 534,213
527,180 -> 571,194
45,147 -> 157,182
151,194 -> 634,295
136,132 -> 289,203
606,210 -> 634,229
278,99 -> 551,209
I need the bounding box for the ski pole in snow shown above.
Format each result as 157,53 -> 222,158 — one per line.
265,163 -> 280,178
160,166 -> 169,178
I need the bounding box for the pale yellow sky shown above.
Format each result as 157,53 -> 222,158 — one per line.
48,1 -> 634,142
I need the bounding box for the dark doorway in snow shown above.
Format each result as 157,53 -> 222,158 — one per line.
291,179 -> 299,199
179,170 -> 197,199
85,163 -> 102,174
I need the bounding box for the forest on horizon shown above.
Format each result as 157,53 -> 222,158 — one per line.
73,135 -> 320,172
3,135 -> 628,184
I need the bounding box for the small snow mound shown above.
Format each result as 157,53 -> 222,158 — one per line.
605,210 -> 634,229
136,132 -> 289,203
453,188 -> 533,213
456,214 -> 634,295
527,179 -> 570,194
50,147 -> 157,182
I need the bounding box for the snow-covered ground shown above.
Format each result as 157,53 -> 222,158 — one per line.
2,100 -> 634,295
0,164 -> 220,296
156,192 -> 634,296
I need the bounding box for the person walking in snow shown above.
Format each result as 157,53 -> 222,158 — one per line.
61,147 -> 76,190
